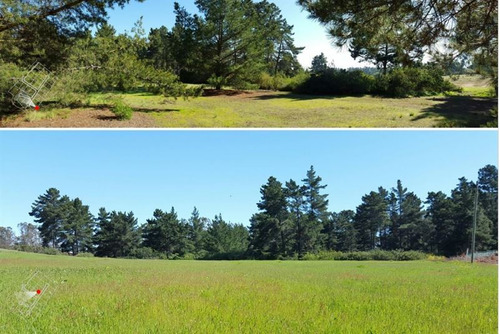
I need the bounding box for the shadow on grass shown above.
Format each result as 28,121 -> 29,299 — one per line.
413,96 -> 497,127
132,107 -> 180,113
251,91 -> 344,101
90,104 -> 180,114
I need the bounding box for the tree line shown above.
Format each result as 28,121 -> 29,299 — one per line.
1,0 -> 496,110
1,164 -> 496,259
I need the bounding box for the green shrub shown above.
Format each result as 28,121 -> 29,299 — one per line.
294,69 -> 375,95
110,98 -> 133,120
207,75 -> 226,89
0,61 -> 25,111
130,247 -> 157,259
302,250 -> 428,261
14,244 -> 63,255
373,67 -> 461,97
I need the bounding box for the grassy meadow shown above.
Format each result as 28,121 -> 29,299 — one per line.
0,249 -> 497,333
1,75 -> 496,128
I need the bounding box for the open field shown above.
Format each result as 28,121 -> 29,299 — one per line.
0,75 -> 496,128
0,250 -> 497,333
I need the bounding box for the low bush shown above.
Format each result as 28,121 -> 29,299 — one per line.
294,69 -> 375,95
302,250 -> 428,261
110,97 -> 133,120
14,244 -> 63,255
0,61 -> 27,111
373,67 -> 461,97
290,67 -> 459,98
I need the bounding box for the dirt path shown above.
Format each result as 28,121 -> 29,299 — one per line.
1,108 -> 158,128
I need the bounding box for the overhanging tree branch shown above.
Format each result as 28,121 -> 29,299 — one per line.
0,0 -> 87,33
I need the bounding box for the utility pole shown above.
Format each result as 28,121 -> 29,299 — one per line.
471,180 -> 479,264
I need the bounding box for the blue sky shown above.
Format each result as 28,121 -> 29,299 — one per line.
105,0 -> 372,69
0,130 -> 497,233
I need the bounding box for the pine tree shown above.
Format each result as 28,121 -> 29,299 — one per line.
187,207 -> 207,257
285,179 -> 307,258
29,188 -> 63,248
94,210 -> 141,258
354,187 -> 389,250
425,192 -> 455,255
478,165 -> 498,248
249,177 -> 292,258
142,207 -> 192,258
310,53 -> 328,73
59,197 -> 94,255
205,214 -> 249,257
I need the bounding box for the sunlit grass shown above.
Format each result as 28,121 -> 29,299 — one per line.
0,250 -> 496,334
23,108 -> 71,122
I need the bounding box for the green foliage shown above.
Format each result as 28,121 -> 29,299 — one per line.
13,244 -> 63,255
292,67 -> 459,97
110,97 -> 133,120
129,247 -> 158,259
295,69 -> 375,95
374,67 -> 461,97
0,61 -> 24,111
207,75 -> 226,90
303,250 -> 427,261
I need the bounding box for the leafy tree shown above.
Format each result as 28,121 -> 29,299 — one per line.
310,53 -> 328,73
17,222 -> 42,246
354,187 -> 389,250
29,188 -> 64,248
94,210 -> 141,257
0,227 -> 15,249
142,207 -> 192,258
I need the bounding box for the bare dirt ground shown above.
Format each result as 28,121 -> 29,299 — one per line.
1,107 -> 158,128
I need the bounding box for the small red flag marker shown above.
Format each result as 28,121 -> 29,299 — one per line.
36,289 -> 41,295
34,105 -> 40,110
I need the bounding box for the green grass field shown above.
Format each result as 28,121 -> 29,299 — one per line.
0,250 -> 497,333
1,75 -> 496,128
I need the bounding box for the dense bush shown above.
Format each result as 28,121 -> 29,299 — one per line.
110,97 -> 133,120
0,62 -> 25,111
289,67 -> 459,98
14,245 -> 63,255
373,67 -> 461,97
294,69 -> 375,95
303,250 -> 428,261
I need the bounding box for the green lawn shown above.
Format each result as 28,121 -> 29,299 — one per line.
1,74 -> 496,128
101,91 -> 497,127
1,250 -> 497,333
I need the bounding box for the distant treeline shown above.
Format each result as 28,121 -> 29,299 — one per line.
1,165 -> 496,260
